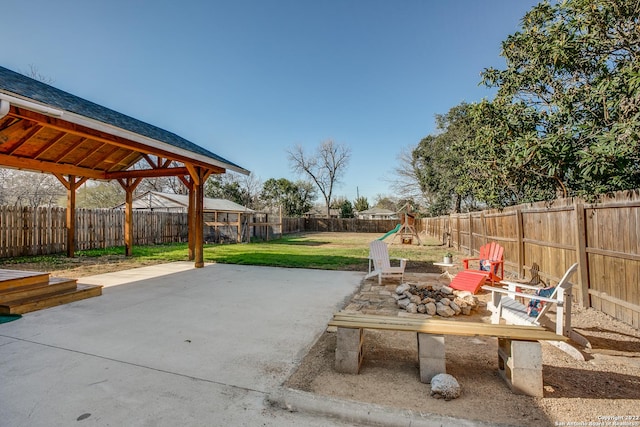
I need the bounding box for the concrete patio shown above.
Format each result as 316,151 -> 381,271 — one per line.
0,262 -> 366,426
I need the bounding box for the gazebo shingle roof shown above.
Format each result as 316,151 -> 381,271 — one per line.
0,65 -> 247,175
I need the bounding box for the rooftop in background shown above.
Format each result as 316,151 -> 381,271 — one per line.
357,207 -> 398,220
113,191 -> 254,213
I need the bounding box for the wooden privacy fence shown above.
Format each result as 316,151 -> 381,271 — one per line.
0,206 -> 188,257
284,218 -> 399,233
417,190 -> 640,329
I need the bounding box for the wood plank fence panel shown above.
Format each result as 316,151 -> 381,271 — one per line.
0,207 -> 188,258
419,190 -> 640,329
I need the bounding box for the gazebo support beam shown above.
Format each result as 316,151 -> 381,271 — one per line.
179,175 -> 195,260
187,166 -> 212,268
53,174 -> 88,258
117,178 -> 143,256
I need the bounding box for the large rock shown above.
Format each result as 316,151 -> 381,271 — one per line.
449,301 -> 461,315
430,373 -> 461,400
425,302 -> 437,315
397,298 -> 411,309
395,283 -> 411,295
406,302 -> 418,314
436,302 -> 455,317
439,286 -> 454,295
410,294 -> 422,304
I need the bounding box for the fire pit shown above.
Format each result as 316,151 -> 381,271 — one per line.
394,283 -> 478,317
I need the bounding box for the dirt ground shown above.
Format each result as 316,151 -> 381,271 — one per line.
285,272 -> 640,427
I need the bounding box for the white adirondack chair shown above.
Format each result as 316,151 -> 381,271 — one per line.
482,262 -> 590,360
364,240 -> 407,284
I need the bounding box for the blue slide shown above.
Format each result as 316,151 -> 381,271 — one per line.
378,223 -> 401,241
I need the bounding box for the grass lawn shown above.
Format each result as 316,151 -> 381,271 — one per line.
0,232 -> 454,275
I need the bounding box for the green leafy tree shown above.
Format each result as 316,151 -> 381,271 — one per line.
410,103 -> 483,214
205,174 -> 244,204
202,172 -> 262,210
77,182 -> 125,208
261,178 -> 316,217
339,199 -> 355,218
353,196 -> 369,212
481,0 -> 640,198
373,195 -> 398,212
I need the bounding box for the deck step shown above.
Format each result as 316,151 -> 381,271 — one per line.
0,283 -> 103,315
0,277 -> 79,304
0,269 -> 50,292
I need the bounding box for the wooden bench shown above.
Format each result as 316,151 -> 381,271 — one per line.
328,312 -> 568,397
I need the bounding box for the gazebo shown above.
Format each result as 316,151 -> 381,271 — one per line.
0,66 -> 249,267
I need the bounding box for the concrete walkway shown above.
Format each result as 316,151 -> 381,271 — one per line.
0,263 -> 364,426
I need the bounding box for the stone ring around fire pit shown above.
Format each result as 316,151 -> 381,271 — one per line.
394,283 -> 479,317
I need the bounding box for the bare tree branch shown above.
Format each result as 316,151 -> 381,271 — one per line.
287,140 -> 351,217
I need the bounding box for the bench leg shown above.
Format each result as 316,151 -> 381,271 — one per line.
498,339 -> 543,397
417,333 -> 446,383
335,327 -> 364,374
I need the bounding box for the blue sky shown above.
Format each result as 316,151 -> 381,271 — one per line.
2,0 -> 540,203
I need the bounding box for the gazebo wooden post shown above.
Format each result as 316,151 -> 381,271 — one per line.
117,178 -> 142,257
177,174 -> 195,260
66,175 -> 77,257
194,173 -> 204,267
236,211 -> 241,243
54,174 -> 88,258
187,165 -> 212,268
189,185 -> 196,260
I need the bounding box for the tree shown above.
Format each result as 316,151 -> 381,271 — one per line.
0,169 -> 64,207
205,172 -> 262,210
373,195 -> 398,212
353,196 -> 369,212
339,199 -> 355,218
287,140 -> 351,218
261,178 -> 316,216
481,0 -> 640,198
409,103 -> 483,214
22,64 -> 54,84
77,182 -> 125,208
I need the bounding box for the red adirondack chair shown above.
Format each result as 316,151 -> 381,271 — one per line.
462,242 -> 504,284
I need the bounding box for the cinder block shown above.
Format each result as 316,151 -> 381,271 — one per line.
335,327 -> 363,374
417,334 -> 446,383
497,338 -> 543,396
417,334 -> 445,359
335,349 -> 363,374
419,357 -> 446,383
509,340 -> 542,369
509,368 -> 543,397
336,327 -> 363,352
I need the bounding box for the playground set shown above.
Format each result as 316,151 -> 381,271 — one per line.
378,203 -> 422,245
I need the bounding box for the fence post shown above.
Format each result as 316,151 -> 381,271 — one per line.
515,208 -> 524,278
468,213 -> 473,255
456,215 -> 461,252
574,202 -> 590,308
480,211 -> 487,245
22,207 -> 32,256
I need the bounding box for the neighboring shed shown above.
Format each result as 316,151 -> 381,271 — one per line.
114,191 -> 255,243
0,65 -> 249,267
357,207 -> 398,220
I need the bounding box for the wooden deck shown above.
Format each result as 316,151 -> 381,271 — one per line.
0,269 -> 102,315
